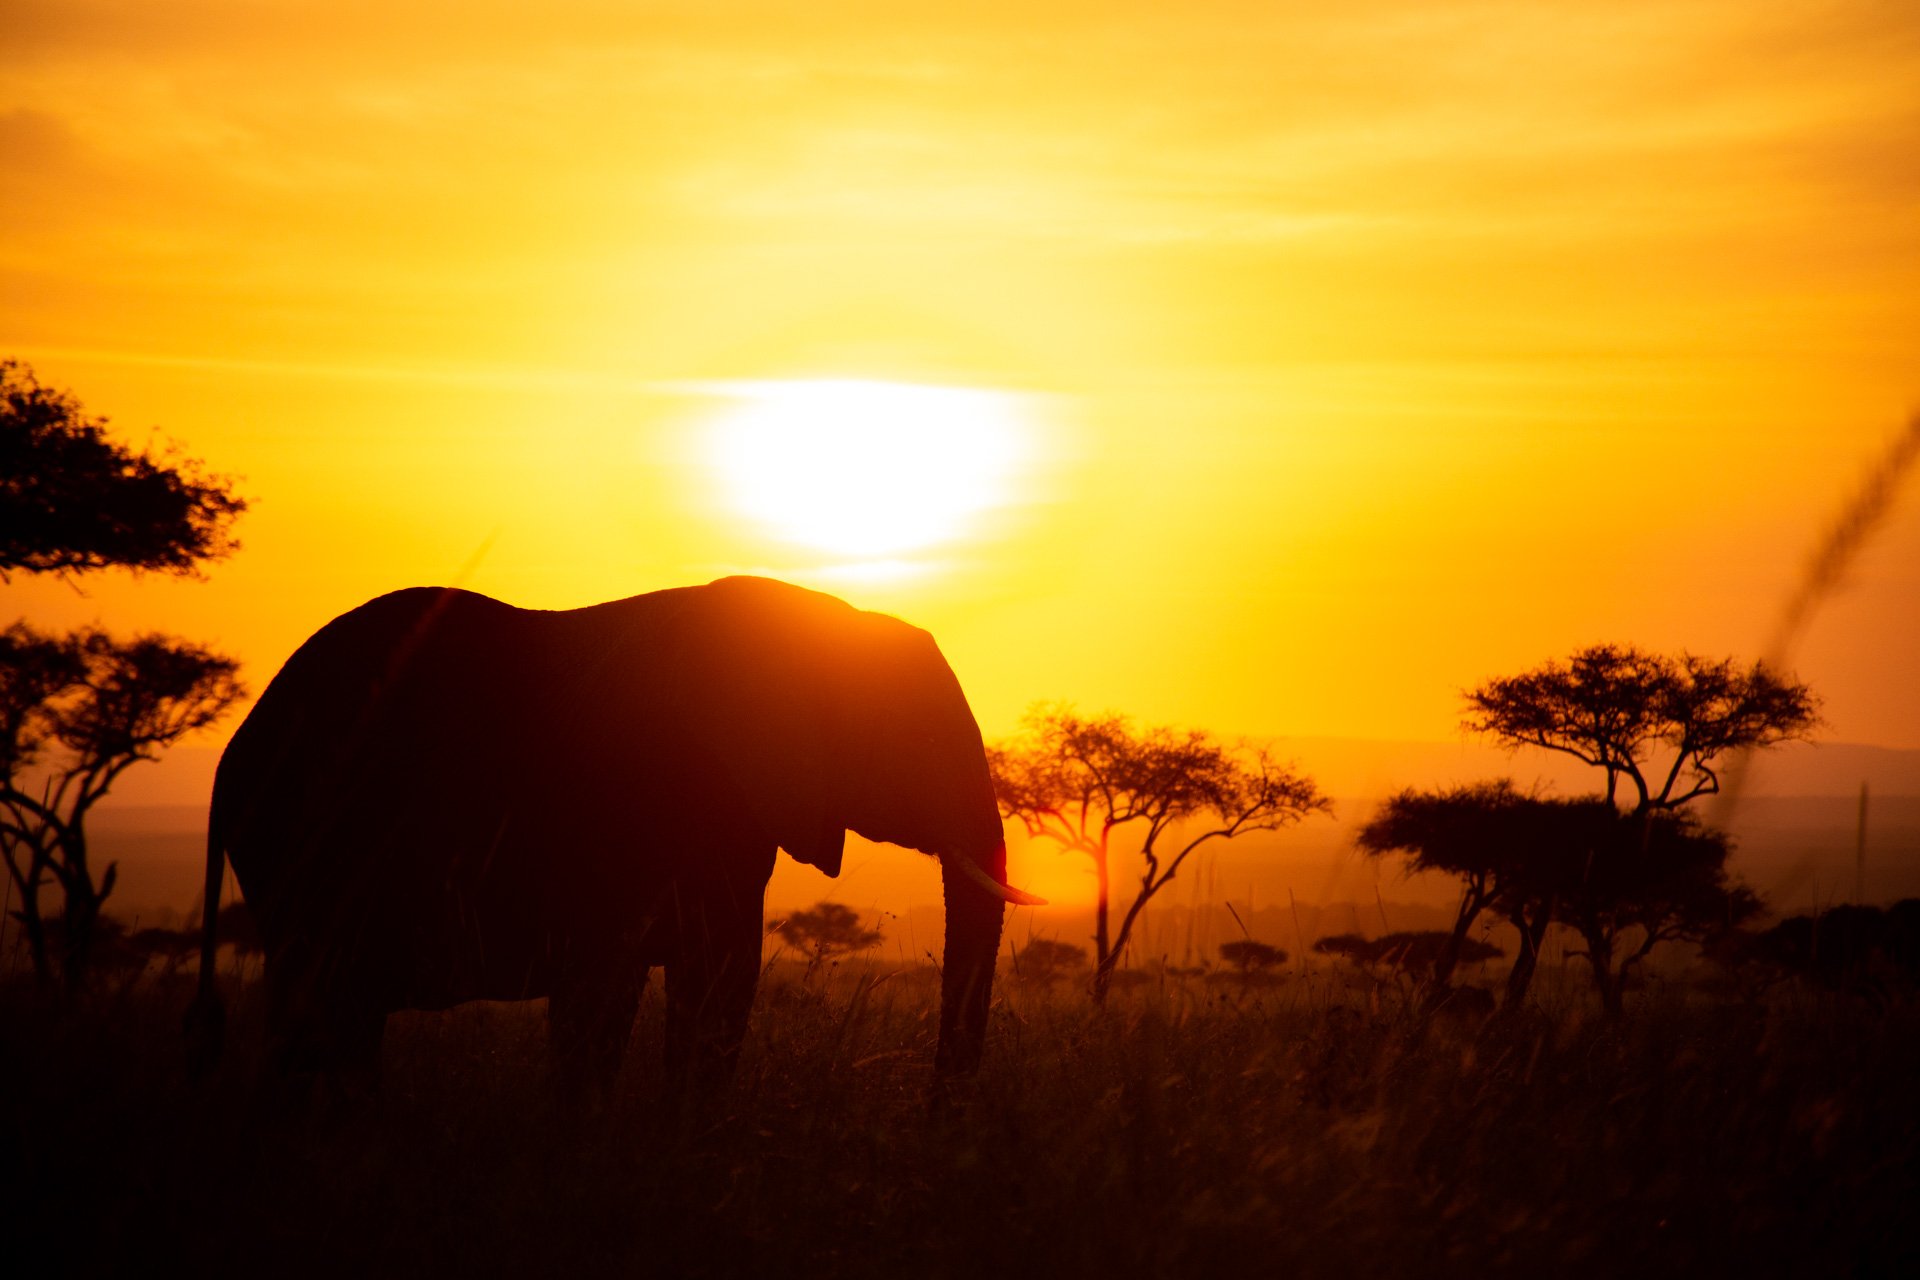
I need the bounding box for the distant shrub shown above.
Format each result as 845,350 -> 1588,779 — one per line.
1311,931 -> 1502,976
767,902 -> 882,973
1012,938 -> 1088,986
1742,899 -> 1920,994
55,901 -> 264,974
1311,933 -> 1372,962
1219,940 -> 1287,974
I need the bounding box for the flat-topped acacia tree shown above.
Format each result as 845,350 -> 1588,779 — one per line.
1358,783 -> 1759,1013
767,902 -> 883,979
1356,781 -> 1553,1003
1462,644 -> 1819,817
1,626 -> 244,988
988,703 -> 1328,1003
1366,645 -> 1817,1012
1554,806 -> 1762,1016
1,359 -> 245,581
0,360 -> 248,990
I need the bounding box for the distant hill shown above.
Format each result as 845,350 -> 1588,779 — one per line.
82,737 -> 1920,924
1268,737 -> 1920,800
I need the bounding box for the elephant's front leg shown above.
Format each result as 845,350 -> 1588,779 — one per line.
662,869 -> 771,1096
549,950 -> 645,1106
663,930 -> 764,1096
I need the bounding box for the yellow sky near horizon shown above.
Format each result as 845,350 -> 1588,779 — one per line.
3,0 -> 1918,768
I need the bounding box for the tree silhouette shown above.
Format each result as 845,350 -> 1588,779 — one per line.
1011,938 -> 1088,987
1748,899 -> 1920,995
1556,807 -> 1761,1015
990,703 -> 1327,1002
1219,939 -> 1287,976
1310,929 -> 1501,976
1463,644 -> 1818,815
110,902 -> 260,973
1356,781 -> 1556,1003
0,359 -> 246,580
767,902 -> 882,976
0,624 -> 244,989
1310,933 -> 1374,963
1435,646 -> 1816,1011
1359,783 -> 1757,1013
0,362 -> 248,990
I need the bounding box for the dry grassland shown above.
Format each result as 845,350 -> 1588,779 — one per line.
4,961 -> 1916,1278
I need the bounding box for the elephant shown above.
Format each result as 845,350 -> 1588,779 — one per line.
184,575 -> 1042,1100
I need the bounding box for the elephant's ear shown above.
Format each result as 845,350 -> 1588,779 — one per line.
666,579 -> 856,877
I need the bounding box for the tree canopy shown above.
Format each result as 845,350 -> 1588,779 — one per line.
0,621 -> 245,987
1219,939 -> 1288,974
1310,931 -> 1502,974
767,902 -> 883,973
1358,781 -> 1758,1013
1010,938 -> 1089,986
1356,782 -> 1568,1000
0,359 -> 246,580
1462,644 -> 1819,813
1,361 -> 249,992
1554,806 -> 1761,1014
990,702 -> 1327,1001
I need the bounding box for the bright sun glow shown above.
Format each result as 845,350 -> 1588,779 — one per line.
705,380 -> 1029,556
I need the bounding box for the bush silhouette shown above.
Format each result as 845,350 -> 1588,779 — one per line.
1312,931 -> 1501,975
767,902 -> 882,973
1013,938 -> 1088,985
1219,940 -> 1287,974
1751,899 -> 1920,993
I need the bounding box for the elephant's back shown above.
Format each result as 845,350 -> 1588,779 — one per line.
221,588 -> 530,784
214,590 -> 541,904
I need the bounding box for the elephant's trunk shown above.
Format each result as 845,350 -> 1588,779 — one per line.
934,842 -> 1011,1079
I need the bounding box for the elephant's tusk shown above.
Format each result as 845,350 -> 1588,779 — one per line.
945,853 -> 1049,907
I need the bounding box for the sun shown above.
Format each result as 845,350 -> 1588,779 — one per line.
704,379 -> 1030,557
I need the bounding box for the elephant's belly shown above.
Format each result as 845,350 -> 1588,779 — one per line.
397,940 -> 556,1010
396,872 -> 677,1010
238,809 -> 767,1014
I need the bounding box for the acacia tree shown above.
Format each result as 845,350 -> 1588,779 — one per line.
1361,782 -> 1762,1013
1356,782 -> 1568,1005
1,359 -> 245,579
1,624 -> 244,988
1219,939 -> 1287,977
1556,807 -> 1761,1016
989,703 -> 1327,1002
1449,645 -> 1814,1010
767,902 -> 882,977
0,625 -> 87,981
1463,644 -> 1819,816
0,360 -> 248,989
1010,938 -> 1088,987
1309,931 -> 1501,979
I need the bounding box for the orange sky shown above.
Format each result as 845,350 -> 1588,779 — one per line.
4,0 -> 1918,778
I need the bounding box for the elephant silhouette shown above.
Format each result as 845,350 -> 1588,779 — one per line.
185,575 -> 1039,1100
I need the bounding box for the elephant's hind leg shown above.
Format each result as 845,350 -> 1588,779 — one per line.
264,968 -> 386,1108
549,966 -> 645,1106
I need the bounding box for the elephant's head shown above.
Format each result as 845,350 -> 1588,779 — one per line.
666,575 -> 1040,1076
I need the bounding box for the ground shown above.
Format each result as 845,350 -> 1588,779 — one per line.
3,959 -> 1916,1278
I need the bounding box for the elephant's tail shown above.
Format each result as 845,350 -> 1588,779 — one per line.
183,800 -> 228,1079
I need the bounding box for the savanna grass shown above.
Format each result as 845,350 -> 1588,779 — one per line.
3,959 -> 1916,1278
